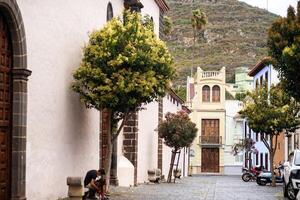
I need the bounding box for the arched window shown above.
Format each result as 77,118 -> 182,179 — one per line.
212,85 -> 220,102
202,85 -> 210,102
107,2 -> 114,21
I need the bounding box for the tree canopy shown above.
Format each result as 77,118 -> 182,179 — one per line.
158,111 -> 197,150
72,11 -> 175,116
72,11 -> 175,189
268,3 -> 300,101
191,8 -> 208,31
240,85 -> 300,137
158,110 -> 197,183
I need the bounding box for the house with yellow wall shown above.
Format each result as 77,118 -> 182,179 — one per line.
186,67 -> 226,174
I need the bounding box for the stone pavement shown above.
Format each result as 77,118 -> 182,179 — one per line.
109,175 -> 285,200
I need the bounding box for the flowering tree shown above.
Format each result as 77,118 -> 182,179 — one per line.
72,11 -> 175,189
158,111 -> 197,183
239,85 -> 300,186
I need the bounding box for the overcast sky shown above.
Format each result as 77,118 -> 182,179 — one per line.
239,0 -> 298,17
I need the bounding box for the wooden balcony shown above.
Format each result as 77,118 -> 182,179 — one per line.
199,136 -> 222,147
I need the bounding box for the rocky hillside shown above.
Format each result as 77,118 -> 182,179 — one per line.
164,0 -> 278,85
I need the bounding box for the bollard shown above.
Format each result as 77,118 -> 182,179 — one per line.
67,177 -> 84,200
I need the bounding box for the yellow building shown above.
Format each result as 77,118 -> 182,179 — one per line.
186,67 -> 226,174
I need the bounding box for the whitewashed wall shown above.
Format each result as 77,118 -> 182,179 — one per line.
224,100 -> 243,175
17,0 -> 123,199
141,0 -> 160,35
137,101 -> 159,183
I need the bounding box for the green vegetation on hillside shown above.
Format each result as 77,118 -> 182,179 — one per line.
164,0 -> 278,85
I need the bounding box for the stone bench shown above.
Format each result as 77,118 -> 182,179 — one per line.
147,169 -> 161,183
67,177 -> 84,200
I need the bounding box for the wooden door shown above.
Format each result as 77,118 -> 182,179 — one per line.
0,13 -> 12,200
201,148 -> 219,172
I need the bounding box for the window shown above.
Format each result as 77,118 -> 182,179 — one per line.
255,79 -> 259,88
260,75 -> 263,88
107,2 -> 114,21
202,85 -> 210,102
260,153 -> 263,168
212,85 -> 220,102
256,153 -> 258,165
265,153 -> 268,170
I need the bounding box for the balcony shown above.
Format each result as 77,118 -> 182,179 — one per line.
199,136 -> 222,147
201,71 -> 220,78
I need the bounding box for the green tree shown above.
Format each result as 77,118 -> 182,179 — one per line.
268,3 -> 300,101
158,111 -> 197,183
239,85 -> 300,186
235,92 -> 247,101
72,11 -> 175,189
191,8 -> 207,75
174,86 -> 186,100
162,15 -> 173,36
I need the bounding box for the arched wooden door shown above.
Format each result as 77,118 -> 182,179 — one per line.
0,13 -> 12,200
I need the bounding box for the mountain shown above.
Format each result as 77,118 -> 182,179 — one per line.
164,0 -> 278,85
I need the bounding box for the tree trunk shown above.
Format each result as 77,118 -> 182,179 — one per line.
105,110 -> 113,193
269,135 -> 276,187
167,149 -> 177,183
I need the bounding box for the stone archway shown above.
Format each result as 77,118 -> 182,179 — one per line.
0,1 -> 31,200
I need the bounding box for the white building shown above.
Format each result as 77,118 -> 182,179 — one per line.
0,0 -> 172,199
224,100 -> 244,175
112,89 -> 190,187
245,58 -> 281,170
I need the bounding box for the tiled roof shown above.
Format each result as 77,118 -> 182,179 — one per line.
248,57 -> 272,77
154,0 -> 169,12
169,88 -> 184,105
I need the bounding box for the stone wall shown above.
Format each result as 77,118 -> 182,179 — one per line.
123,113 -> 139,185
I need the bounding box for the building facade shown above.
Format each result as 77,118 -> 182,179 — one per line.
0,0 -> 170,199
106,90 -> 190,187
245,58 -> 282,170
226,66 -> 253,97
187,67 -> 226,174
224,100 -> 244,175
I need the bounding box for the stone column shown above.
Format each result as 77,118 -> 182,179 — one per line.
110,139 -> 118,186
157,98 -> 163,172
11,69 -> 31,200
123,112 -> 138,186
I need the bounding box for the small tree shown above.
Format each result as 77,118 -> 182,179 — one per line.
162,15 -> 173,36
239,84 -> 300,186
158,111 -> 197,183
72,11 -> 175,189
268,3 -> 300,101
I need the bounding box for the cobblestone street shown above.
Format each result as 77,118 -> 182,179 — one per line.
110,175 -> 285,200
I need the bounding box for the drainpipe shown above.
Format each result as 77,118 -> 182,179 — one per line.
183,147 -> 186,176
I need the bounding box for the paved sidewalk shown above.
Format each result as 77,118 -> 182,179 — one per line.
109,175 -> 285,200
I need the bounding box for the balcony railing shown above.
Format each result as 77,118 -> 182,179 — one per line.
199,136 -> 222,146
202,71 -> 220,78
